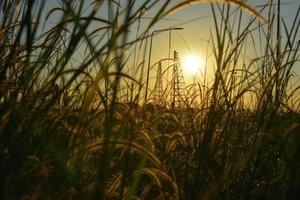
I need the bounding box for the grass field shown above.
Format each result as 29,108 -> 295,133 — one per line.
0,0 -> 300,199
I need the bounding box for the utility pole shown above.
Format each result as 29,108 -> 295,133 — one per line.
277,0 -> 281,57
275,0 -> 281,107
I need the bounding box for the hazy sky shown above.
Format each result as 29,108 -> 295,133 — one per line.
137,0 -> 300,85
43,0 -> 300,87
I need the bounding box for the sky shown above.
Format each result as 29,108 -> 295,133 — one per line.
143,0 -> 300,84
42,0 -> 300,91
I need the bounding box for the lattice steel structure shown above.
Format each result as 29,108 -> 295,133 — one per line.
191,76 -> 199,106
171,51 -> 186,108
153,62 -> 164,104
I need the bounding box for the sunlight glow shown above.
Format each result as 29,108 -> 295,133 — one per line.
182,55 -> 204,75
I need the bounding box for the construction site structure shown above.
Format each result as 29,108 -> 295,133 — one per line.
171,51 -> 186,108
153,62 -> 164,104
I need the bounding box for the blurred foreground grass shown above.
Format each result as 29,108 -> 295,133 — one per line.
0,0 -> 300,199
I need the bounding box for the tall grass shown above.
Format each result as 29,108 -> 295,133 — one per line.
0,0 -> 300,199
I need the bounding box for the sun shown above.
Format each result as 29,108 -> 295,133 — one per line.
182,55 -> 204,75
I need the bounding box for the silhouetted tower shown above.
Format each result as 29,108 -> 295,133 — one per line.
154,62 -> 163,104
191,76 -> 199,106
171,51 -> 186,108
